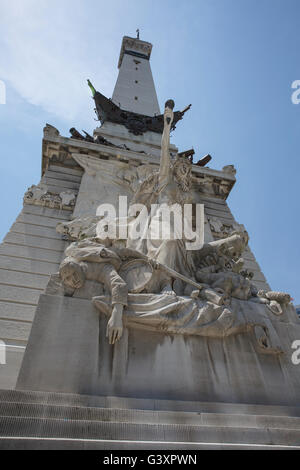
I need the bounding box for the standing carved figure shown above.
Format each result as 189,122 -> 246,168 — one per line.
128,100 -> 202,290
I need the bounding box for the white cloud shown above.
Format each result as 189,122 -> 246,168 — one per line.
0,0 -> 120,128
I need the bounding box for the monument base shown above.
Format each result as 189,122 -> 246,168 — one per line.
16,294 -> 300,406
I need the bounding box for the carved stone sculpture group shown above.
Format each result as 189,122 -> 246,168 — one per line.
52,101 -> 291,354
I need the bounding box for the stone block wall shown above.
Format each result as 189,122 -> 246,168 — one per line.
0,164 -> 83,389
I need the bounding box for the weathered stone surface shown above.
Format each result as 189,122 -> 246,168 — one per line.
113,36 -> 159,114
0,269 -> 48,290
23,183 -> 77,211
0,319 -> 32,341
0,182 -> 69,392
205,208 -> 235,222
23,204 -> 72,220
0,438 -> 298,450
252,280 -> 272,291
0,244 -> 63,264
72,155 -> 138,217
43,185 -> 78,196
11,222 -> 64,240
0,180 -> 69,392
0,348 -> 25,390
42,177 -> 80,191
17,213 -> 67,228
0,301 -> 36,322
1,33 -> 297,454
0,285 -> 41,305
4,233 -> 67,251
0,255 -> 59,276
247,270 -> 268,283
17,294 -> 299,406
48,164 -> 83,177
0,414 -> 298,446
44,169 -> 82,183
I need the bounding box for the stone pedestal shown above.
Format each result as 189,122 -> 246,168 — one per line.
16,294 -> 300,406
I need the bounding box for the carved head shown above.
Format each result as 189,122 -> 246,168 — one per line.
257,290 -> 267,298
219,231 -> 249,261
59,257 -> 86,290
172,156 -> 192,191
165,99 -> 175,110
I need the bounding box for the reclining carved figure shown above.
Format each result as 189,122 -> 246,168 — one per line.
59,239 -> 128,345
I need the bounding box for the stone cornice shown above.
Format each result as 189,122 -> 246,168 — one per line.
42,132 -> 236,200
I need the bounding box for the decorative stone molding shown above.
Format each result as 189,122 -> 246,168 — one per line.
208,216 -> 243,238
24,184 -> 76,211
56,215 -> 101,240
222,165 -> 237,175
42,134 -> 235,200
43,123 -> 60,138
250,290 -> 292,317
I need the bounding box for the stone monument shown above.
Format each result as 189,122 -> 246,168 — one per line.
0,35 -> 300,450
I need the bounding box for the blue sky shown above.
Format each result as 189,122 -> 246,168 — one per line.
0,0 -> 299,303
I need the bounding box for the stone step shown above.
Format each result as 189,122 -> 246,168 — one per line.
2,389 -> 300,417
1,436 -> 299,450
1,390 -> 300,448
1,414 -> 300,446
1,400 -> 300,431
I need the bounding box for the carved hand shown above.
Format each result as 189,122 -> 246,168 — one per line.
106,304 -> 124,345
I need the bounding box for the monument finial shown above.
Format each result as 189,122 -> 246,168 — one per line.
136,28 -> 140,39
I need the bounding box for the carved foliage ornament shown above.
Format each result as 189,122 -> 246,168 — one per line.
24,184 -> 76,210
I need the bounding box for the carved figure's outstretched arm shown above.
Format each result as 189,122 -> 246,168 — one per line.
158,100 -> 174,190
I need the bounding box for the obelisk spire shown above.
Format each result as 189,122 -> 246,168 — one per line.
112,36 -> 160,116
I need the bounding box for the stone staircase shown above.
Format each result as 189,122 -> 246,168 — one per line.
0,390 -> 300,449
